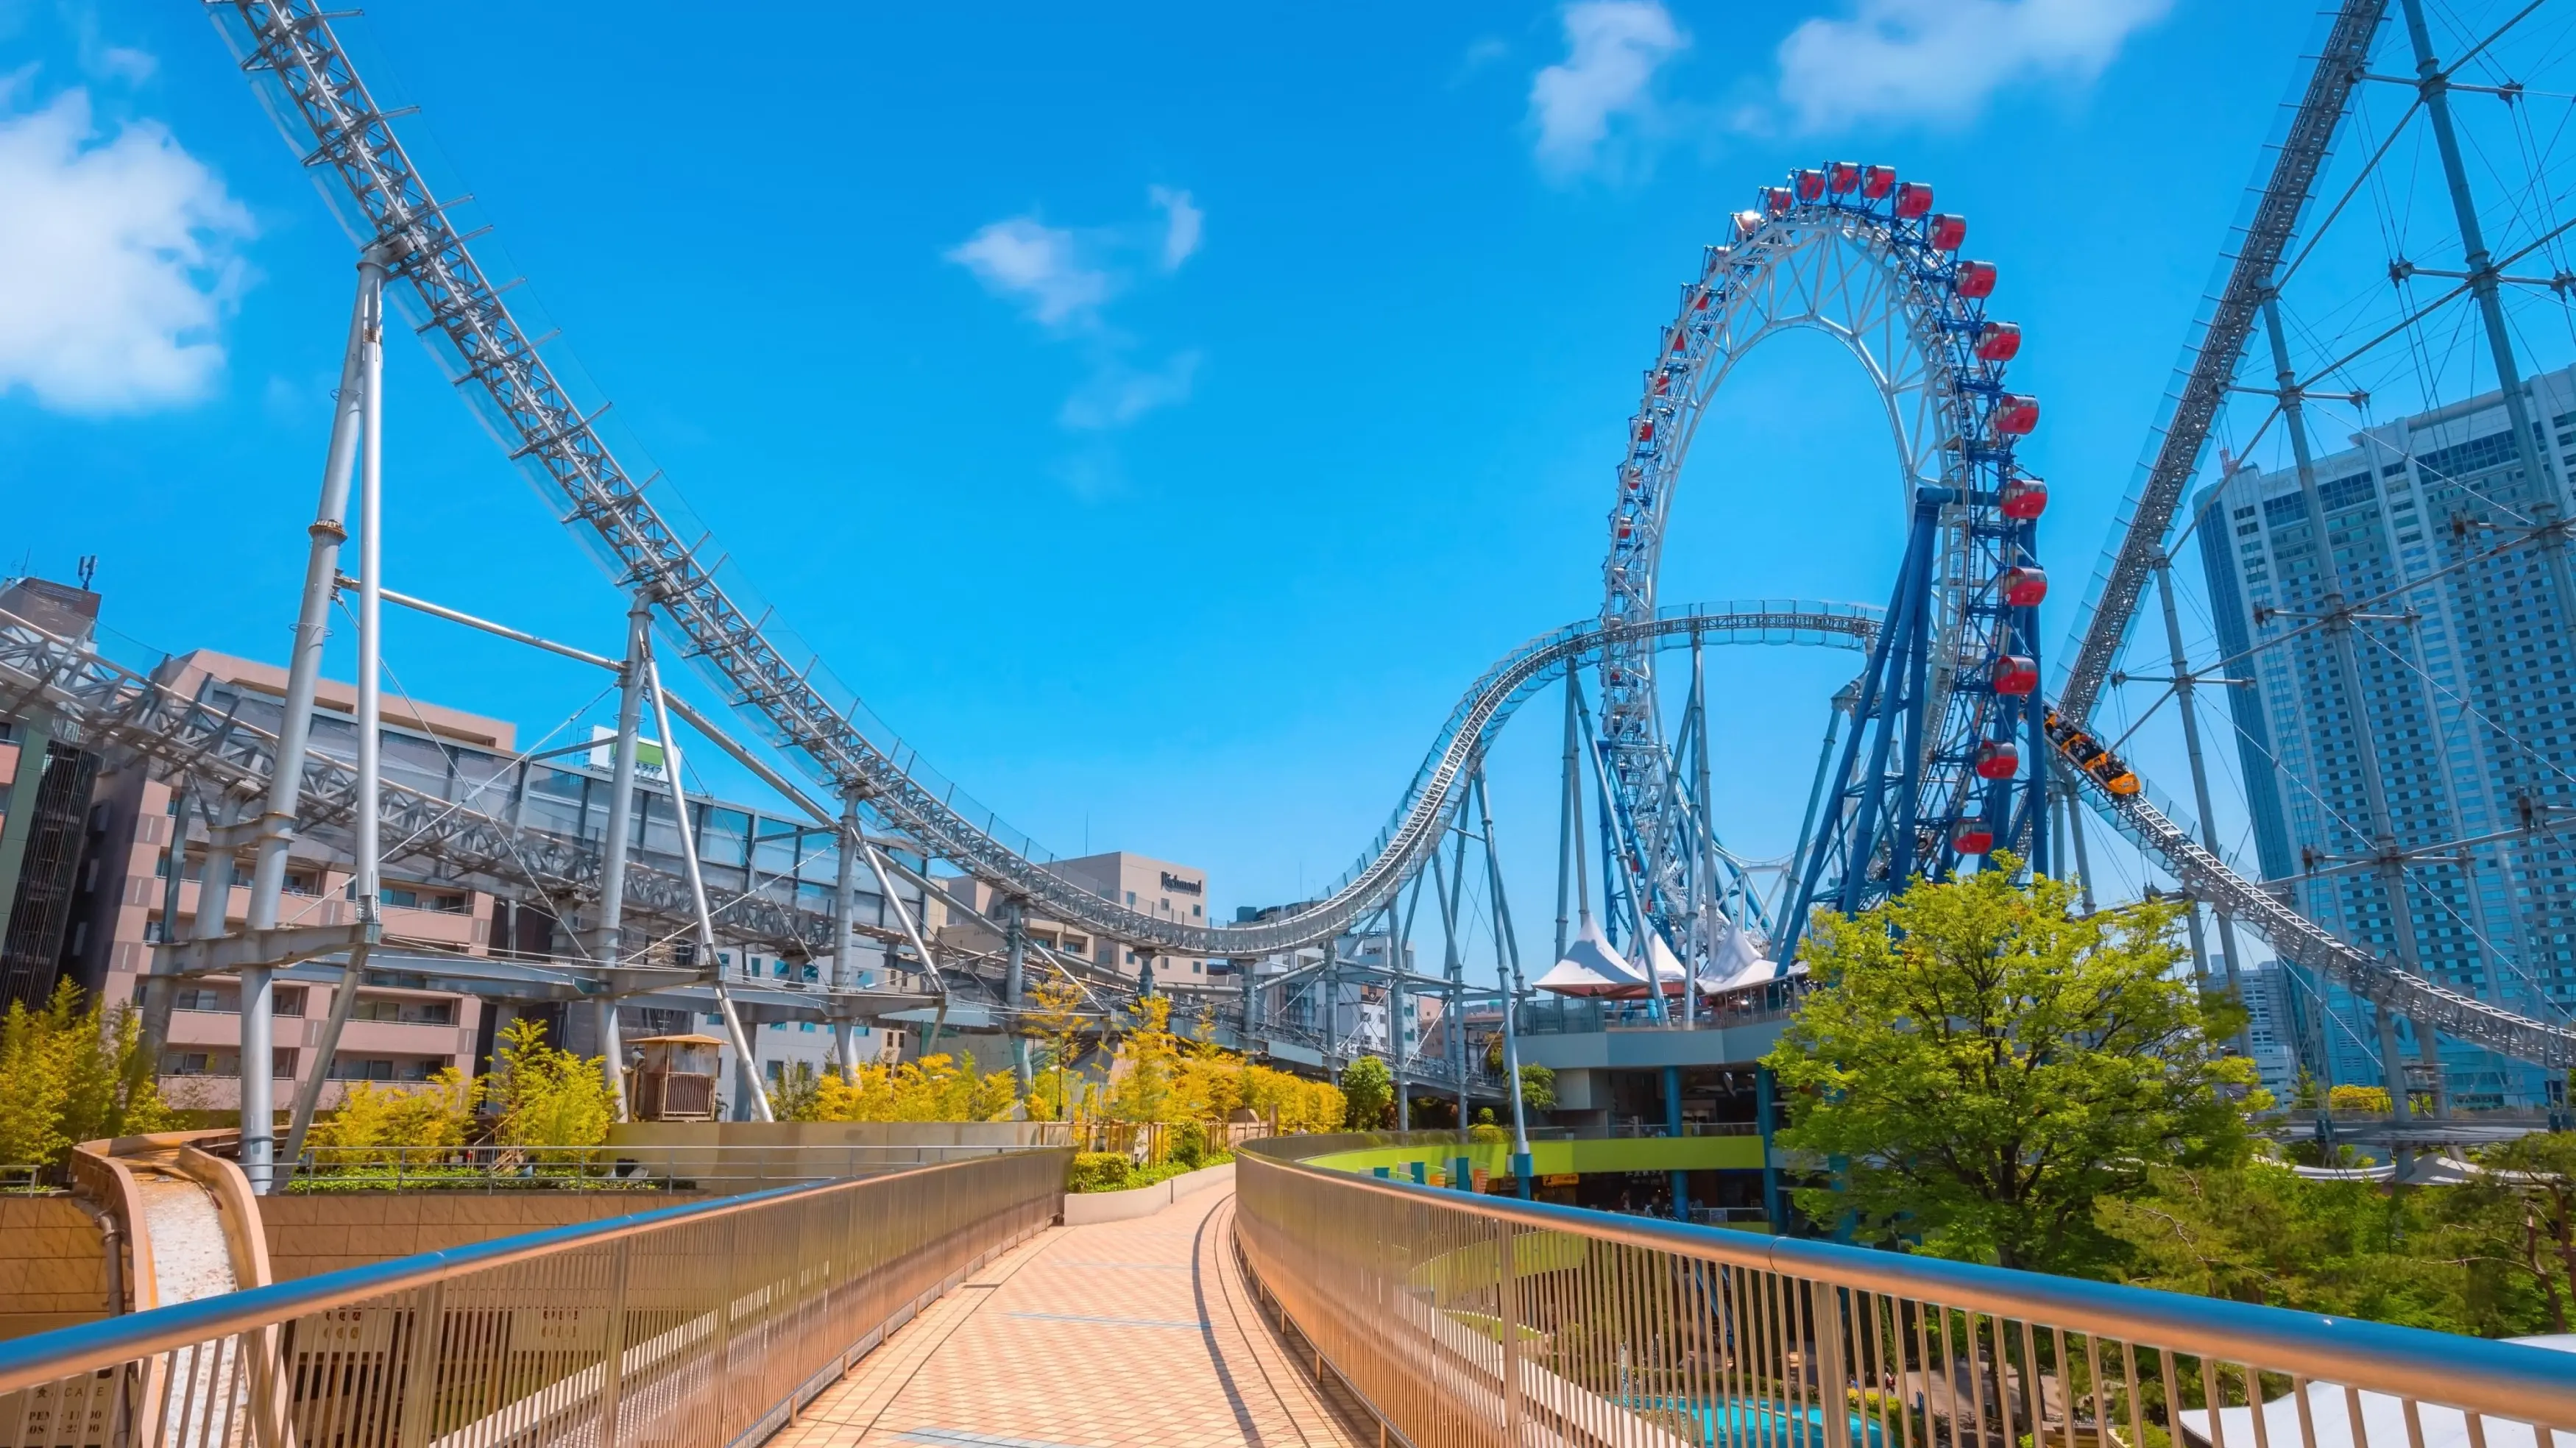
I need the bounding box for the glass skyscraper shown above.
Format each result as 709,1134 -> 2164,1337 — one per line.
2198,365 -> 2576,1108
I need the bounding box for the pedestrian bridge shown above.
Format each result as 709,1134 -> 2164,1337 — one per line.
1,1138 -> 2570,1448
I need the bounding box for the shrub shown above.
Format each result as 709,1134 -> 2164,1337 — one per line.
1169,1119 -> 1209,1170
0,982 -> 172,1168
307,1068 -> 481,1167
489,1018 -> 615,1160
1340,1057 -> 1393,1129
2329,1084 -> 2393,1114
768,1061 -> 825,1121
1069,1151 -> 1133,1193
809,1053 -> 1019,1121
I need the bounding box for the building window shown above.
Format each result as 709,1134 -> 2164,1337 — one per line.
381,885 -> 468,914
350,998 -> 454,1026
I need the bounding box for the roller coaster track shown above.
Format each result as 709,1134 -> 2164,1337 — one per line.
2067,763 -> 2576,1068
0,607 -> 849,962
214,0 -> 1406,959
2056,0 -> 2385,724
24,567 -> 2575,1068
197,1 -> 2576,1069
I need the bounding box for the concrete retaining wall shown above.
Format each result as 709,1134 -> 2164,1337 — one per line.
1061,1163 -> 1232,1225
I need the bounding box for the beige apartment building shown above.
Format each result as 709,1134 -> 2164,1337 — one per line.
43,648 -> 508,1109
938,850 -> 1216,984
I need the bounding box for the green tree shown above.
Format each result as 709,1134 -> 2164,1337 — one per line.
2097,1160 -> 2487,1333
1764,862 -> 2261,1274
1340,1055 -> 1393,1130
308,1068 -> 483,1165
767,1061 -> 826,1122
1106,995 -> 1178,1123
2442,1132 -> 2576,1332
1517,1064 -> 1557,1113
489,1018 -> 615,1158
1023,976 -> 1091,1123
0,982 -> 173,1168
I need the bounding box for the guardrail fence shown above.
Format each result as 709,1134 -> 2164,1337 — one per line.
1236,1136 -> 2576,1448
0,1148 -> 1066,1448
272,1138 -> 1055,1196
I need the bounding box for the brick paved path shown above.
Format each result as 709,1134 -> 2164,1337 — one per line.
774,1185 -> 1365,1448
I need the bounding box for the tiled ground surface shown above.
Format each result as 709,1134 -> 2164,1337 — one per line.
775,1185 -> 1365,1448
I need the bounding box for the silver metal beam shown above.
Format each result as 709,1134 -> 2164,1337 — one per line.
2059,0 -> 2388,723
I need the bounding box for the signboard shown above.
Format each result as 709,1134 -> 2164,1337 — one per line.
1543,1174 -> 1580,1188
589,725 -> 675,781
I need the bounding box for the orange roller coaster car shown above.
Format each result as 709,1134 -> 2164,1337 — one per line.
2044,708 -> 2141,796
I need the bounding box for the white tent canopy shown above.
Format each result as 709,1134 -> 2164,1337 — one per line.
1534,916 -> 1649,998
1699,917 -> 1781,993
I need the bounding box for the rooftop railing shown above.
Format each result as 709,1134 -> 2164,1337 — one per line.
0,1148 -> 1066,1448
1235,1133 -> 2576,1448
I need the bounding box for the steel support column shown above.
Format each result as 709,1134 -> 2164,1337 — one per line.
284,276 -> 391,1165
240,249 -> 386,1190
2265,296 -> 2441,1123
589,600 -> 653,1116
0,707 -> 54,957
643,656 -> 771,1123
832,791 -> 863,1079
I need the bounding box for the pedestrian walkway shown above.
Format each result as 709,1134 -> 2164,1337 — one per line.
773,1183 -> 1366,1448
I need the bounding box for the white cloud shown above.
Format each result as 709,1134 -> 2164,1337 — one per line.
1527,1 -> 1687,179
1060,350 -> 1200,431
1148,185 -> 1202,272
944,216 -> 1112,327
94,48 -> 157,85
1775,0 -> 2170,132
949,195 -> 1206,435
0,86 -> 252,414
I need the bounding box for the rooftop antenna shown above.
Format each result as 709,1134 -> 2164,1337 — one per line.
76,556 -> 97,591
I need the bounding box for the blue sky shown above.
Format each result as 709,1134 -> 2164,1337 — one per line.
0,1 -> 2414,948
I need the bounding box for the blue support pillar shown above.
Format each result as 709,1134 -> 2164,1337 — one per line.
1663,1064 -> 1689,1221
1756,1065 -> 1784,1232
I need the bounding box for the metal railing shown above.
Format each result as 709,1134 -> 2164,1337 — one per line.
1236,1135 -> 2576,1448
272,1139 -> 1056,1195
1519,978 -> 1816,1037
0,1148 -> 1066,1448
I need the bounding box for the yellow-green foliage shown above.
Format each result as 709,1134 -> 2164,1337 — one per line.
809,1053 -> 1019,1121
1069,1151 -> 1133,1192
0,982 -> 173,1167
2329,1083 -> 2394,1113
489,1018 -> 615,1155
1020,984 -> 1348,1135
1021,977 -> 1092,1123
1107,996 -> 1181,1122
308,1068 -> 482,1164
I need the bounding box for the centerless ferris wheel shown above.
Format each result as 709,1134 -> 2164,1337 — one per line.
1596,163 -> 2052,979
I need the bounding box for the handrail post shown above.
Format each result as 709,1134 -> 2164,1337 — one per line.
394,1280 -> 445,1448
593,1239 -> 631,1448
1812,1277 -> 1852,1448
1496,1217 -> 1522,1444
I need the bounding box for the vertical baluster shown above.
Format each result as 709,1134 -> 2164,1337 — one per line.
1498,1218 -> 1521,1445
2020,1317 -> 2046,1447
1963,1313 -> 1992,1448
1814,1279 -> 1852,1448
595,1241 -> 631,1448
2202,1352 -> 2230,1448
